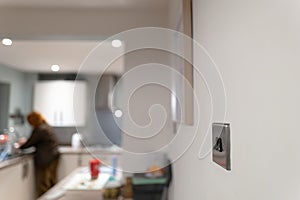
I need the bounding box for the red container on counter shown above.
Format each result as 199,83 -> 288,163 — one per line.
90,159 -> 101,180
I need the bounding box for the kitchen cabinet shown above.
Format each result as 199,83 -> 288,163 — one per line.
0,156 -> 35,200
33,81 -> 86,127
57,154 -> 79,181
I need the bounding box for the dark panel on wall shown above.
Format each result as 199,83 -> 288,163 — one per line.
0,83 -> 10,131
38,73 -> 85,81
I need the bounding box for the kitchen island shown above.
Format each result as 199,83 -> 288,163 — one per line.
38,167 -> 126,200
58,145 -> 122,181
38,168 -> 103,200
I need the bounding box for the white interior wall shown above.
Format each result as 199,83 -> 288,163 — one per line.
0,65 -> 36,116
169,0 -> 300,199
0,64 -> 37,136
120,49 -> 174,172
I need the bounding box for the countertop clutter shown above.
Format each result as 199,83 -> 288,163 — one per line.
0,146 -> 35,169
57,145 -> 122,182
0,145 -> 124,200
38,167 -> 129,200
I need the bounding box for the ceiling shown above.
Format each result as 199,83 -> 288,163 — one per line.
0,0 -> 170,74
0,40 -> 125,74
0,0 -> 169,9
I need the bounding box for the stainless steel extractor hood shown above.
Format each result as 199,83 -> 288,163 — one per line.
95,75 -> 117,110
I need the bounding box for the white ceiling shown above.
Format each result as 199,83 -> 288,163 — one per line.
0,0 -> 170,74
0,0 -> 169,9
0,40 -> 125,74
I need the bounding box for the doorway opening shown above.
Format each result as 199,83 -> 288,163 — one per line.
0,82 -> 10,132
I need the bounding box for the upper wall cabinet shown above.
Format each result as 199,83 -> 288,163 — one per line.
33,80 -> 87,127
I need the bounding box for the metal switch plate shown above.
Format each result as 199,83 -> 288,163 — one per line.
212,123 -> 231,170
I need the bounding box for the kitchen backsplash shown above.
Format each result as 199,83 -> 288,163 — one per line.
53,127 -> 77,145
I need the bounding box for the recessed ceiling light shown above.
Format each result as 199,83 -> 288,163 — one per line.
114,109 -> 123,118
111,39 -> 122,48
2,38 -> 12,46
51,64 -> 60,72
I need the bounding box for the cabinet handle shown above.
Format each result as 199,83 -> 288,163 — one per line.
78,155 -> 82,166
54,111 -> 57,125
59,111 -> 63,125
22,161 -> 29,179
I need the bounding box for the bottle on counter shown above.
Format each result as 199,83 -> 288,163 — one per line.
112,155 -> 118,177
90,159 -> 101,180
71,133 -> 82,149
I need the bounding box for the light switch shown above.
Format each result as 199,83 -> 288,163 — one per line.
212,123 -> 231,170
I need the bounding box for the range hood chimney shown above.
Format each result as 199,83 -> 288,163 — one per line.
95,74 -> 117,110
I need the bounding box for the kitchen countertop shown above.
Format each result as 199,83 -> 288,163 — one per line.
59,145 -> 122,155
38,167 -> 128,200
0,145 -> 122,170
0,154 -> 33,170
38,167 -> 103,200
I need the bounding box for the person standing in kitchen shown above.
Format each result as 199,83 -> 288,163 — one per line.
19,111 -> 60,197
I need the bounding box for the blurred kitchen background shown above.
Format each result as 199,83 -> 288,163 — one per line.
0,40 -> 125,147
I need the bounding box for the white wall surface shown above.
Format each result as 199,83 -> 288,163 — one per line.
0,64 -> 28,114
169,0 -> 300,199
0,64 -> 37,135
120,49 -> 174,172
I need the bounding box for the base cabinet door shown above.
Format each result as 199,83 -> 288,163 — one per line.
21,158 -> 35,200
0,157 -> 35,200
57,154 -> 79,181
